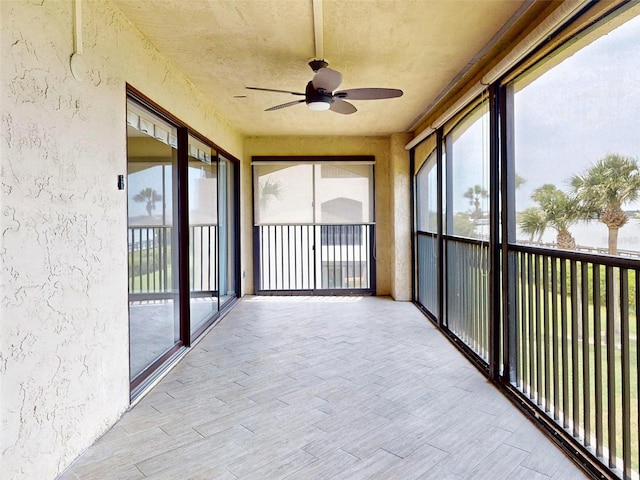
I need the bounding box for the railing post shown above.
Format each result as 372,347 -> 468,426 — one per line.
500,83 -> 517,384
177,126 -> 191,346
253,226 -> 261,293
369,224 -> 376,294
410,149 -> 417,301
437,128 -> 445,329
488,83 -> 501,381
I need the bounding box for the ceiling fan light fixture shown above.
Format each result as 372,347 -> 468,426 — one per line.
305,81 -> 332,111
307,101 -> 330,111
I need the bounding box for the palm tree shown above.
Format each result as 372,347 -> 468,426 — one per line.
530,184 -> 582,250
259,177 -> 283,210
133,187 -> 162,217
518,207 -> 547,243
571,153 -> 640,255
463,184 -> 488,221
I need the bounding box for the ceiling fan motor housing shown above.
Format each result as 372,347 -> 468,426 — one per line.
308,59 -> 329,72
305,81 -> 332,107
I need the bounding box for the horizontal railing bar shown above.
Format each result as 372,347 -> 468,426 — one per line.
443,234 -> 489,248
510,243 -> 640,269
254,222 -> 376,227
500,382 -> 619,480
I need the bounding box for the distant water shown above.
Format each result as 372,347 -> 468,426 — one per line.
518,220 -> 640,253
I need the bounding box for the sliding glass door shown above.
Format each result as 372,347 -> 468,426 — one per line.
126,94 -> 239,395
188,136 -> 219,336
219,155 -> 237,309
127,101 -> 181,384
253,157 -> 375,294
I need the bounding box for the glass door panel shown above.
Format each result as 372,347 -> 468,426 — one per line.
254,164 -> 314,224
253,159 -> 375,294
314,163 -> 374,289
188,136 -> 219,335
219,155 -> 237,309
416,150 -> 438,315
127,101 -> 181,382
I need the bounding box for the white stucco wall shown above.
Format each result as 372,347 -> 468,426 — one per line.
0,1 -> 242,479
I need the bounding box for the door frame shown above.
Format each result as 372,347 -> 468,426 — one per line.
252,156 -> 376,296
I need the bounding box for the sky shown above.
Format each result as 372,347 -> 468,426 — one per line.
440,13 -> 640,249
514,13 -> 640,209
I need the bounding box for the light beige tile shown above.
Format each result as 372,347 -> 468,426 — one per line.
508,466 -> 551,480
416,464 -> 464,480
467,443 -> 529,480
373,443 -> 449,480
241,449 -> 318,480
57,297 -> 588,480
283,448 -> 359,480
334,448 -> 404,479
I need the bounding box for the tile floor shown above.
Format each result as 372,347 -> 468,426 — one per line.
59,296 -> 588,479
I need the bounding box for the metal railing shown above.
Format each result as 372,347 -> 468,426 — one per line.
189,224 -> 218,293
416,231 -> 438,316
128,226 -> 172,294
517,239 -> 640,259
128,224 -> 218,296
445,236 -> 490,362
415,234 -> 639,478
254,224 -> 374,293
510,247 -> 639,479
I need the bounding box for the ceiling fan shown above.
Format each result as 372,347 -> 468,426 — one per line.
246,59 -> 403,114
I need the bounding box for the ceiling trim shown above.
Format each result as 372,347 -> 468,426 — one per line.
405,0 -> 536,133
405,0 -> 592,151
482,0 -> 592,84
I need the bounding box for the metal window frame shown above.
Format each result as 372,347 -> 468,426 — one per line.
126,86 -> 241,399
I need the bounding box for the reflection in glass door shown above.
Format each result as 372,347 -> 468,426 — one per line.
126,100 -> 181,385
188,136 -> 219,335
126,94 -> 240,394
187,141 -> 238,337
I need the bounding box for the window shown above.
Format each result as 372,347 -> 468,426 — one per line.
126,93 -> 239,395
127,99 -> 181,386
445,101 -> 490,240
253,158 -> 375,293
415,148 -> 439,316
254,161 -> 374,225
416,150 -> 438,234
511,14 -> 640,256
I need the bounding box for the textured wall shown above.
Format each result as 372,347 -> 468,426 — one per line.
243,136 -> 391,295
0,1 -> 242,479
389,133 -> 413,301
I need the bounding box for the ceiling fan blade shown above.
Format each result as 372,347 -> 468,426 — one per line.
334,88 -> 403,100
312,68 -> 342,92
246,86 -> 305,96
265,99 -> 306,111
330,98 -> 357,115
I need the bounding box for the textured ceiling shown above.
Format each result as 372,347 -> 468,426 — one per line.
112,0 -> 531,137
